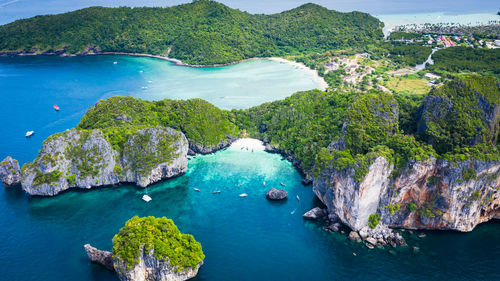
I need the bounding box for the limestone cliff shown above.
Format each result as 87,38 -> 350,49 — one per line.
19,126 -> 188,196
113,247 -> 202,281
84,244 -> 114,271
0,157 -> 22,186
313,156 -> 499,232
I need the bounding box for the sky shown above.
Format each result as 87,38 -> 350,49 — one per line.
0,0 -> 498,25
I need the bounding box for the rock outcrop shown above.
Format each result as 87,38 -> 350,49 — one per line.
0,157 -> 21,186
84,244 -> 114,271
113,247 -> 202,281
314,156 -> 500,232
188,135 -> 236,155
19,126 -> 188,196
302,207 -> 327,220
266,188 -> 288,200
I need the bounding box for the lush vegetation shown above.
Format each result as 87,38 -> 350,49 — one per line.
0,1 -> 383,65
112,216 -> 204,271
429,47 -> 500,79
233,89 -> 352,171
376,43 -> 432,67
417,75 -> 500,154
78,96 -> 238,151
387,32 -> 423,41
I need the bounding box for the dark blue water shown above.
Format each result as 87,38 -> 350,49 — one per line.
1,0 -> 498,25
0,56 -> 499,281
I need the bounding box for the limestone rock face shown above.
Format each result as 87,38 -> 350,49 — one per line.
121,127 -> 188,188
302,207 -> 327,220
114,248 -> 202,281
187,135 -> 236,155
20,126 -> 188,196
0,157 -> 21,186
313,156 -> 500,232
84,244 -> 114,271
266,188 -> 288,200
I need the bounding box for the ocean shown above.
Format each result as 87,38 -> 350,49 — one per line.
0,50 -> 498,280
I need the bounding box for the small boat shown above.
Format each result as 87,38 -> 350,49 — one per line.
263,181 -> 266,186
239,193 -> 248,197
147,80 -> 153,83
194,188 -> 201,192
142,194 -> 152,202
25,131 -> 34,138
141,86 -> 148,89
139,70 -> 143,73
280,182 -> 286,187
53,104 -> 60,111
212,190 -> 221,194
296,195 -> 300,201
113,61 -> 118,64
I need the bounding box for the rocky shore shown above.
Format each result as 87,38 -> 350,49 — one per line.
0,157 -> 22,187
188,135 -> 237,155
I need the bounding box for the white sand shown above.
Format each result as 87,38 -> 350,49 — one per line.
268,57 -> 328,90
230,138 -> 265,152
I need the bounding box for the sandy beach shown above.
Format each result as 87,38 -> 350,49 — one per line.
269,57 -> 328,90
229,138 -> 265,152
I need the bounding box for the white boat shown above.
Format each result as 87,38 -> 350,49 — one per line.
113,61 -> 118,64
239,193 -> 248,197
296,195 -> 300,201
280,182 -> 286,187
142,194 -> 152,202
194,188 -> 201,192
263,181 -> 266,186
25,131 -> 34,138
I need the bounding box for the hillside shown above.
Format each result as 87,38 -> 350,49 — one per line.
0,1 -> 383,65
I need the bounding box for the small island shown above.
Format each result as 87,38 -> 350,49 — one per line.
86,216 -> 204,281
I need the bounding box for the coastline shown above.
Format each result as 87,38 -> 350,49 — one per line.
0,51 -> 328,90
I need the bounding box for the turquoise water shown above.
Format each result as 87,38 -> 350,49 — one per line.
0,55 -> 322,164
1,142 -> 499,281
0,55 -> 499,280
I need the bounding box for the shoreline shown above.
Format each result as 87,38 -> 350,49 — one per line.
0,51 -> 328,90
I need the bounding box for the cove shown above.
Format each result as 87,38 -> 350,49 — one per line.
1,140 -> 499,281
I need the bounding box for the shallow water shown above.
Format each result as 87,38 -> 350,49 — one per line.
0,55 -> 499,281
0,55 -> 322,164
1,141 -> 499,281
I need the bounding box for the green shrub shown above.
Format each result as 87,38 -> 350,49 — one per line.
385,203 -> 400,215
407,202 -> 417,212
66,174 -> 76,185
368,213 -> 381,229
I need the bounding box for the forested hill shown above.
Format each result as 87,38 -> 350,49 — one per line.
0,0 -> 383,65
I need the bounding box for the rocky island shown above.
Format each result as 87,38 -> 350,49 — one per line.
85,216 -> 204,281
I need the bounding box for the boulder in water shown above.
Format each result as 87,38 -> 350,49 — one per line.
266,188 -> 288,200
